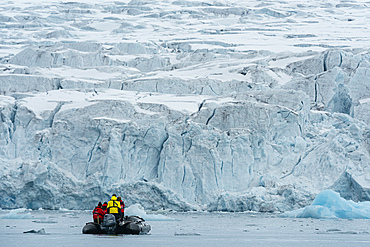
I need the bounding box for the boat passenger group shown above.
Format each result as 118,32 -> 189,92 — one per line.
93,194 -> 125,224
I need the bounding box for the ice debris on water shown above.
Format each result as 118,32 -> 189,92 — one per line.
23,228 -> 46,234
282,190 -> 370,219
315,229 -> 370,235
32,219 -> 58,223
174,232 -> 201,236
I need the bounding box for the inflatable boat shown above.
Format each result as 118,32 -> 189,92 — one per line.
82,214 -> 151,235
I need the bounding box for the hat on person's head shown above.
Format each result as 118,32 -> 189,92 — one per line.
112,194 -> 117,197
117,196 -> 121,201
98,202 -> 102,206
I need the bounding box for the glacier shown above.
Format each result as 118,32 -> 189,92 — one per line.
0,0 -> 369,214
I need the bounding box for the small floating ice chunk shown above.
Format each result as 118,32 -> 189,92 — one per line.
23,228 -> 46,234
326,228 -> 341,232
32,219 -> 58,223
174,232 -> 201,236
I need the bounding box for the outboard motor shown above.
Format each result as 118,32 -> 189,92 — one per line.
101,214 -> 117,234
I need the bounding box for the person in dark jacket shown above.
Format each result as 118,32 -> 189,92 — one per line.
93,202 -> 105,224
117,196 -> 125,220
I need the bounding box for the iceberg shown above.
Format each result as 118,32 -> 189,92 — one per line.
0,208 -> 33,219
282,190 -> 370,219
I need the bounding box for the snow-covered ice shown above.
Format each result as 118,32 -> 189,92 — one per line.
0,0 -> 369,216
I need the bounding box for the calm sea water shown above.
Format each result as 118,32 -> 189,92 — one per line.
1,210 -> 369,247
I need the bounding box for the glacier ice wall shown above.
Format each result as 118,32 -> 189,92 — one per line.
0,0 -> 369,211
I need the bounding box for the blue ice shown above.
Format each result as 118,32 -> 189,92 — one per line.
282,189 -> 370,219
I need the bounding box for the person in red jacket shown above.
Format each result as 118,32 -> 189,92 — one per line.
93,202 -> 105,224
117,196 -> 125,221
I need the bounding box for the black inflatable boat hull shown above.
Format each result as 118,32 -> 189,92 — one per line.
82,222 -> 102,234
82,215 -> 151,235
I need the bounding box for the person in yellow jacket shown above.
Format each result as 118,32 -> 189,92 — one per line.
107,194 -> 122,220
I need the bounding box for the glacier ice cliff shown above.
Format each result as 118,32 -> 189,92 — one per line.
0,0 -> 369,212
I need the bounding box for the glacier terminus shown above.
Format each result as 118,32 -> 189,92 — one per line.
0,0 -> 369,215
